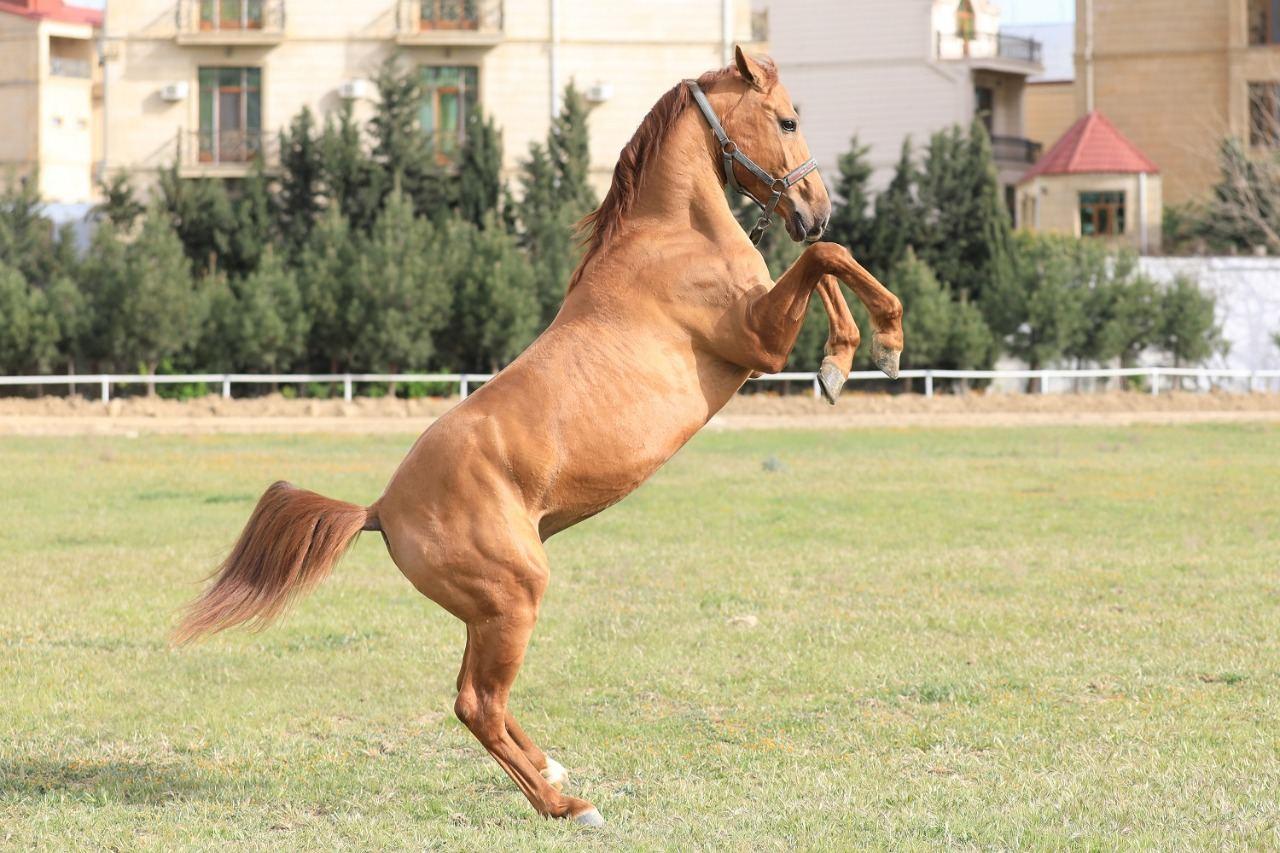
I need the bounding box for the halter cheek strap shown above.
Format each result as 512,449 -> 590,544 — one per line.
685,80 -> 820,245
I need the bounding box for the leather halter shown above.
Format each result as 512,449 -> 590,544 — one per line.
685,79 -> 820,245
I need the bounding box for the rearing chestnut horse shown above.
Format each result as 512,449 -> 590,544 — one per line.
176,48 -> 904,826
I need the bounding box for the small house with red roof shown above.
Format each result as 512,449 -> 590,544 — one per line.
1016,110 -> 1162,254
0,0 -> 103,204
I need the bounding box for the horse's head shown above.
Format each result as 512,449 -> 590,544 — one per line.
713,47 -> 832,243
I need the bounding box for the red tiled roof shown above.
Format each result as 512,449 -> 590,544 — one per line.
1020,111 -> 1159,183
0,0 -> 102,26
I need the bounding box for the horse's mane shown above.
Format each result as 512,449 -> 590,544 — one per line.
567,60 -> 778,291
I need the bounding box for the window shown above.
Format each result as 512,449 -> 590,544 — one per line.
1249,0 -> 1280,45
975,85 -> 994,134
1079,191 -> 1125,237
1249,82 -> 1280,147
420,0 -> 479,30
200,0 -> 264,31
198,67 -> 262,163
419,66 -> 478,161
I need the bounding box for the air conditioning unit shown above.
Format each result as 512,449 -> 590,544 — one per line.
160,82 -> 189,102
585,82 -> 614,105
338,79 -> 372,100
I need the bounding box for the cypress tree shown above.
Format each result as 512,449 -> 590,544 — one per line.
92,171 -> 146,231
213,247 -> 309,372
158,167 -> 236,276
319,102 -> 381,234
297,205 -> 361,371
826,135 -> 875,256
277,106 -> 324,256
867,139 -> 922,280
458,110 -> 505,228
0,261 -> 59,374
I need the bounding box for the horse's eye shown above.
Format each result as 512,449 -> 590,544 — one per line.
779,118 -> 798,133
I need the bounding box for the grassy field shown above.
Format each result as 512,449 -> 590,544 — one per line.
2,424 -> 1278,850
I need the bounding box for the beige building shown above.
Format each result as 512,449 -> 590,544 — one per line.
767,0 -> 1045,212
100,0 -> 755,196
1077,0 -> 1280,206
0,0 -> 102,204
1016,110 -> 1162,253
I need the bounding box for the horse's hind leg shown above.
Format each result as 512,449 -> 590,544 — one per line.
457,627 -> 564,788
454,605 -> 601,824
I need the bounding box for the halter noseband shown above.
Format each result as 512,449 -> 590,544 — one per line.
685,79 -> 820,245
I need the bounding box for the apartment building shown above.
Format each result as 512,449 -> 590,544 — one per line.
1078,0 -> 1280,206
766,0 -> 1044,214
0,0 -> 102,204
99,0 -> 755,197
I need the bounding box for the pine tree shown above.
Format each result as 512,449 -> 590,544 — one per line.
114,213 -> 204,391
825,135 -> 875,256
458,110 -> 505,228
0,173 -> 59,286
517,84 -> 598,327
319,101 -> 382,233
0,261 -> 59,373
277,106 -> 324,256
92,171 -> 146,231
350,188 -> 451,377
213,247 -> 309,372
158,167 -> 236,276
1157,275 -> 1224,367
226,162 -> 275,277
867,139 -> 921,279
370,56 -> 452,219
297,205 -> 361,371
436,214 -> 539,371
994,233 -> 1088,373
77,221 -> 130,370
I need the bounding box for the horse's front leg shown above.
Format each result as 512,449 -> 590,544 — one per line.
808,243 -> 904,379
814,274 -> 860,404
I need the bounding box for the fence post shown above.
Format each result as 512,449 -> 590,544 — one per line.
460,374 -> 470,399
343,374 -> 353,402
1249,371 -> 1259,395
1040,371 -> 1050,395
1150,368 -> 1160,396
812,375 -> 821,399
221,375 -> 231,399
924,370 -> 934,399
100,376 -> 110,404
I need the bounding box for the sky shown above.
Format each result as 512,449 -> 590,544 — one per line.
999,0 -> 1074,25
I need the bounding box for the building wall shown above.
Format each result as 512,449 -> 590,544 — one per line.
0,13 -> 97,202
0,13 -> 40,181
102,0 -> 752,197
1024,80 -> 1075,150
1017,171 -> 1162,253
1076,0 -> 1280,207
768,0 -> 1039,197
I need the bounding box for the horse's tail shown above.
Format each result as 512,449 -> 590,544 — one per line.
172,481 -> 379,645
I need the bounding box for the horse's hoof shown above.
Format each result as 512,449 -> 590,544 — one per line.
573,807 -> 605,827
541,756 -> 567,790
818,360 -> 846,405
871,335 -> 901,380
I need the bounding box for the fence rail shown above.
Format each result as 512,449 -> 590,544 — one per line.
2,368 -> 1279,405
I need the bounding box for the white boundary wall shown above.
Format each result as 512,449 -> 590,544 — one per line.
1139,257 -> 1280,372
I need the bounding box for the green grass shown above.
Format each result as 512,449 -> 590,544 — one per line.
2,425 -> 1279,850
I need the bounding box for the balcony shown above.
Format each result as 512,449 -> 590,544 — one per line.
991,135 -> 1043,165
937,30 -> 1043,75
177,129 -> 278,177
395,0 -> 503,47
176,0 -> 285,45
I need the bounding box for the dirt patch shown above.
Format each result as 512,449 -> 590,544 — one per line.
1,390 -> 1278,436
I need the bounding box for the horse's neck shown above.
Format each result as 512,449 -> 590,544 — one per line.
629,113 -> 741,242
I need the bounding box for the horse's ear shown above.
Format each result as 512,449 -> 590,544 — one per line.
734,45 -> 768,92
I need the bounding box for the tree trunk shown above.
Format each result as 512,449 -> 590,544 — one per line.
146,362 -> 157,398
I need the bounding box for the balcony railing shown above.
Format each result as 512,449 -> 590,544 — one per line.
395,0 -> 503,45
176,0 -> 285,44
991,135 -> 1043,165
49,56 -> 93,78
937,30 -> 1043,67
177,129 -> 277,174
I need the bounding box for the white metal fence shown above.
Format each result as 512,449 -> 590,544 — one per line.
1,367 -> 1279,404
